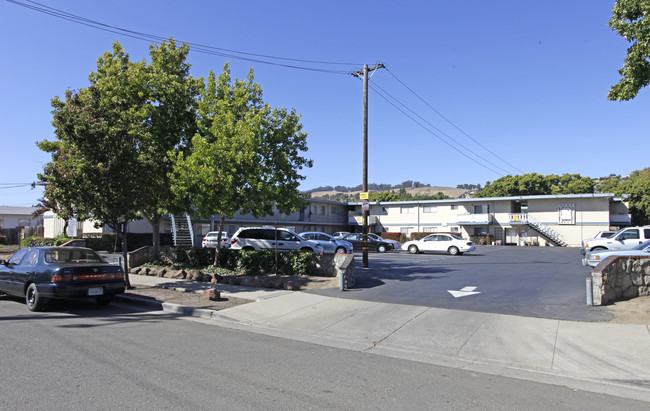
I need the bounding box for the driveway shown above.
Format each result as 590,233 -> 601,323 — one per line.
306,246 -> 611,322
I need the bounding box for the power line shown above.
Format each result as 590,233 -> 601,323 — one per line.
366,80 -> 504,177
7,0 -> 360,74
385,68 -> 524,174
371,81 -> 512,175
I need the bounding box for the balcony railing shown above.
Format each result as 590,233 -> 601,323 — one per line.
456,213 -> 492,224
509,213 -> 528,223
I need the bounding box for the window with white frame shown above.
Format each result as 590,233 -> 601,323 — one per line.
400,227 -> 414,235
423,227 -> 435,232
449,226 -> 460,233
423,206 -> 437,213
558,203 -> 575,224
400,207 -> 415,214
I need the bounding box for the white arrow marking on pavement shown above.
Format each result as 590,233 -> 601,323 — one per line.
447,286 -> 481,298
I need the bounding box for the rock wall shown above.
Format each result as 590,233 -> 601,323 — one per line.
591,256 -> 650,305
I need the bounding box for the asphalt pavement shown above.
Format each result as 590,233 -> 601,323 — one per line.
119,273 -> 650,403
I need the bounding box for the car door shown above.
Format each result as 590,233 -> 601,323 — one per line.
313,233 -> 335,253
276,230 -> 300,251
611,229 -> 641,250
0,248 -> 29,294
420,235 -> 442,252
343,234 -> 362,251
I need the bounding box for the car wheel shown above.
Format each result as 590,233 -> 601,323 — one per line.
335,246 -> 346,254
377,244 -> 387,253
95,296 -> 113,306
26,283 -> 46,311
408,245 -> 419,254
242,247 -> 255,251
448,246 -> 460,256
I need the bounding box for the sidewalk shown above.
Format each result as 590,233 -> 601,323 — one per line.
121,274 -> 650,402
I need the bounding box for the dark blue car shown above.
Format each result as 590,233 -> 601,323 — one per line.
0,247 -> 125,311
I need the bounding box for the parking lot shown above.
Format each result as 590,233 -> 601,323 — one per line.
307,246 -> 612,322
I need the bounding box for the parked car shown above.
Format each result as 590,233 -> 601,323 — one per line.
594,231 -> 616,239
202,231 -> 231,248
367,233 -> 400,251
402,233 -> 475,255
230,227 -> 323,253
338,233 -> 393,253
299,232 -> 353,254
0,246 -> 125,311
333,231 -> 350,239
582,239 -> 650,267
581,226 -> 650,255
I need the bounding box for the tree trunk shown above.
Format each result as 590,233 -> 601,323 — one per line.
121,222 -> 131,289
150,216 -> 161,260
213,215 -> 226,267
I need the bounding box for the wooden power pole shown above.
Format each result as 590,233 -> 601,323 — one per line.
352,62 -> 385,268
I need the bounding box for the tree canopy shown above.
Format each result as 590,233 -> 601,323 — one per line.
37,39 -> 200,281
596,168 -> 650,225
608,0 -> 650,100
169,64 -> 312,263
475,173 -> 595,198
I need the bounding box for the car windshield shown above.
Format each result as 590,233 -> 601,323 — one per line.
44,248 -> 105,263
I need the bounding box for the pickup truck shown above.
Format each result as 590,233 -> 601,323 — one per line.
581,226 -> 650,255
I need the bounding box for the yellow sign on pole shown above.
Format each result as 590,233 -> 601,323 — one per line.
359,192 -> 369,200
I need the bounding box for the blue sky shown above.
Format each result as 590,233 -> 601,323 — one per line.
1,0 -> 648,207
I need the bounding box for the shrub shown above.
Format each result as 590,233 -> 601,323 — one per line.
0,236 -> 7,245
21,235 -> 70,248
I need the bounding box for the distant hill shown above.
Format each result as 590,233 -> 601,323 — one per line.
309,186 -> 470,201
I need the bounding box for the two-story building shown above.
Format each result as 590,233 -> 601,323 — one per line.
41,193 -> 630,247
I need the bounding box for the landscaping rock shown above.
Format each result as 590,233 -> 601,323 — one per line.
200,289 -> 221,301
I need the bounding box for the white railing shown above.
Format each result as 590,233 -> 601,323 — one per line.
456,213 -> 492,223
509,213 -> 528,223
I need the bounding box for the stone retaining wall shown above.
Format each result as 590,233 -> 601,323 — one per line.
591,255 -> 650,305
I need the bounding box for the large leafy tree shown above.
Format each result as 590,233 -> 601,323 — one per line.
608,0 -> 650,100
137,39 -> 201,258
475,173 -> 594,197
38,39 -> 198,285
596,168 -> 650,225
170,64 -> 313,265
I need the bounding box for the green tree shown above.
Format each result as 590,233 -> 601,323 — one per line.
476,173 -> 594,197
170,64 -> 313,265
599,168 -> 650,225
39,49 -> 149,287
137,39 -> 201,258
608,0 -> 650,100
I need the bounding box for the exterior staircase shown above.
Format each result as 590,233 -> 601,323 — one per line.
171,214 -> 194,247
525,216 -> 567,247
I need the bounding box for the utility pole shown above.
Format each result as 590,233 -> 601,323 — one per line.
352,62 -> 385,268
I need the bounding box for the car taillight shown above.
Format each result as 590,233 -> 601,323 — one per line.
231,238 -> 237,245
51,273 -> 72,282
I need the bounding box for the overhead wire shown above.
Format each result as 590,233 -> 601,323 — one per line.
364,79 -> 504,177
370,80 -> 512,175
385,68 -> 524,174
7,0 -> 359,74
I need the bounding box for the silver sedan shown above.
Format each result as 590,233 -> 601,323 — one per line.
299,232 -> 353,254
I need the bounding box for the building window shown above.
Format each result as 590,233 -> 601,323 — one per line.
423,206 -> 437,213
400,227 -> 414,235
473,227 -> 488,236
331,207 -> 338,214
18,219 -> 30,227
423,227 -> 435,232
400,207 -> 414,214
449,226 -> 460,233
473,204 -> 490,214
320,206 -> 326,215
558,203 -> 575,225
450,205 -> 458,210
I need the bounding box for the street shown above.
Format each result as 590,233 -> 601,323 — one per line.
0,298 -> 645,410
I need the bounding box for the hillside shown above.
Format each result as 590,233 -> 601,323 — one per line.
309,186 -> 470,200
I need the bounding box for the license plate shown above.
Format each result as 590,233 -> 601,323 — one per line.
88,287 -> 104,296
